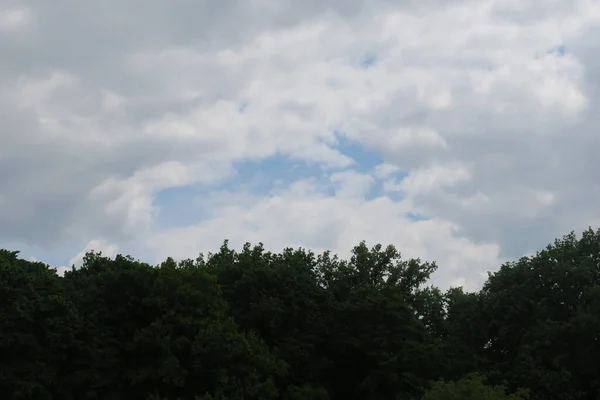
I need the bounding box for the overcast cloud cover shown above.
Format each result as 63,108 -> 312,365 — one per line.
2,0 -> 600,290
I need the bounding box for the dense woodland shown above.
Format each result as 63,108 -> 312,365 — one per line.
1,229 -> 599,400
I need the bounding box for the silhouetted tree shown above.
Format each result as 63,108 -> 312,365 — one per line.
1,228 -> 599,399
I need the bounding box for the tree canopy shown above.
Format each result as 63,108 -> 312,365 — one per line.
1,228 -> 599,399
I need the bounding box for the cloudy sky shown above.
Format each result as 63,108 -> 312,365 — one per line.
1,0 -> 600,290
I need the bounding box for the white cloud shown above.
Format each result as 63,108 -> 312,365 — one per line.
373,163 -> 401,179
146,178 -> 499,290
0,7 -> 33,32
53,239 -> 120,276
68,239 -> 119,268
330,171 -> 374,199
2,0 -> 600,290
399,165 -> 472,196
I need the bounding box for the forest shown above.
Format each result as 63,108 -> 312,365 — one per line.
1,228 -> 599,400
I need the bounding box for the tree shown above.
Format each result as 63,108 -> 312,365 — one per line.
0,250 -> 83,399
422,374 -> 528,400
1,227 -> 599,399
204,241 -> 332,397
60,251 -> 282,399
479,229 -> 600,399
312,242 -> 442,399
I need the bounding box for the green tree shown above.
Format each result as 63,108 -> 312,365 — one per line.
61,251 -> 282,399
319,242 -> 442,399
422,374 -> 528,400
0,250 -> 81,399
479,229 -> 600,399
2,227 -> 599,399
439,287 -> 488,381
204,241 -> 332,397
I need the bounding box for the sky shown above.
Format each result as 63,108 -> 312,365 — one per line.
1,0 -> 600,290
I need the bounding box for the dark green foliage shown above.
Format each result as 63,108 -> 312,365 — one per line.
1,250 -> 280,399
1,229 -> 599,399
422,374 -> 529,400
478,229 -> 600,399
0,250 -> 78,399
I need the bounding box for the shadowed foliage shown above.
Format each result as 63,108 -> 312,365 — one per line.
1,229 -> 599,399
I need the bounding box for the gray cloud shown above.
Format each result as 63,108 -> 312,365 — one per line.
2,0 -> 600,289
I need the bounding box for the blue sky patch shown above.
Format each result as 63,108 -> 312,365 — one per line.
333,133 -> 384,173
230,153 -> 332,194
153,154 -> 333,229
153,184 -> 214,229
536,44 -> 566,59
153,140 -> 410,229
406,211 -> 427,222
359,53 -> 377,69
539,44 -> 566,57
553,44 -> 566,56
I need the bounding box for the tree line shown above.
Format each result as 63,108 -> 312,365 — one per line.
1,228 -> 599,399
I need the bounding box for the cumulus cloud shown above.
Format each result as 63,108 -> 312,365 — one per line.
146,177 -> 500,290
2,0 -> 600,289
53,239 -> 120,276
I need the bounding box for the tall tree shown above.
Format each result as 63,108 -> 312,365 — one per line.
0,250 -> 83,399
479,229 -> 600,399
60,251 -> 282,399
